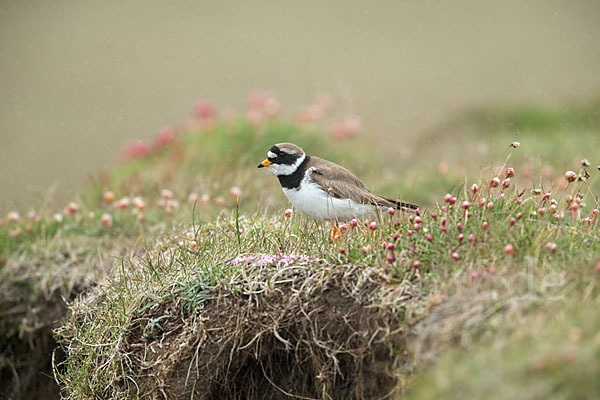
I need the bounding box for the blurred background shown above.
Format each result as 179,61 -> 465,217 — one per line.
1,0 -> 599,213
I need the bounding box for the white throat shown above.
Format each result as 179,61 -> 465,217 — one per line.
269,154 -> 306,176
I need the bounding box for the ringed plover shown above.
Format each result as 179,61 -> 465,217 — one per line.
257,142 -> 417,237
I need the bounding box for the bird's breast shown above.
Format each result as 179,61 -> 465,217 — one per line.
282,177 -> 377,221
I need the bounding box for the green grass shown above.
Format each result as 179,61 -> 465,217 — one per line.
54,175 -> 600,398
1,96 -> 600,399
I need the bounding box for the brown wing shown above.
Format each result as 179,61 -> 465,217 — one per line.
307,157 -> 396,207
307,157 -> 419,211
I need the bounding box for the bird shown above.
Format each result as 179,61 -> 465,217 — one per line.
257,142 -> 418,238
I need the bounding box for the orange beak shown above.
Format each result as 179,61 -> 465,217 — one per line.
257,159 -> 272,168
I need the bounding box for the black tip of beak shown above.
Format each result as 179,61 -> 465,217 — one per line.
257,163 -> 264,168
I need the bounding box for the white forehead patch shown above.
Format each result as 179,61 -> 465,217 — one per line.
280,148 -> 297,155
268,151 -> 277,158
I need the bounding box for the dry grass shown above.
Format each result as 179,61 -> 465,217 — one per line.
2,95 -> 600,399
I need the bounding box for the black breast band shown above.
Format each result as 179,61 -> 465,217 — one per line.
277,156 -> 310,190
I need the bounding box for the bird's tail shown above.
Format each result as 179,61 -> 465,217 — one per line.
378,195 -> 419,212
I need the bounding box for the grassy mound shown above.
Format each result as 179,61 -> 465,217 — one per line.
1,94 -> 600,399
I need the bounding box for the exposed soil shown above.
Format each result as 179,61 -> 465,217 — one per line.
119,263 -> 422,399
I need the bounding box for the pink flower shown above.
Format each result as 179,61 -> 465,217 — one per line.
386,254 -> 395,263
296,104 -> 323,125
387,207 -> 395,216
153,127 -> 177,148
415,208 -> 421,216
263,97 -> 281,118
339,247 -> 346,255
8,228 -> 22,238
339,224 -> 348,234
592,209 -> 599,217
413,261 -> 421,269
114,197 -> 131,210
6,211 -> 20,223
193,101 -> 215,120
504,243 -> 515,255
426,234 -> 433,242
247,109 -> 264,126
230,186 -> 243,198
121,140 -> 150,161
458,233 -> 464,243
489,177 -> 500,188
482,221 -> 489,231
361,245 -> 371,253
101,213 -> 113,227
165,200 -> 179,213
546,242 -> 557,253
132,197 -> 146,210
505,167 -> 515,178
330,115 -> 360,140
67,202 -> 79,214
368,221 -> 377,231
161,189 -> 174,200
349,218 -> 358,228
461,201 -> 471,210
103,191 -> 115,205
451,252 -> 460,261
284,209 -> 293,218
64,202 -> 79,216
415,216 -> 422,224
471,184 -> 479,194
509,218 -> 517,226
468,234 -> 475,242
502,178 -> 511,188
247,90 -> 269,110
564,171 -> 577,183
413,224 -> 420,231
387,242 -> 395,251
516,212 -> 523,220
444,194 -> 453,203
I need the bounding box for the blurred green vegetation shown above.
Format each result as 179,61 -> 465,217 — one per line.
1,97 -> 599,399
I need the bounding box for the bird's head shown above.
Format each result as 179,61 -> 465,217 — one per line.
257,143 -> 306,175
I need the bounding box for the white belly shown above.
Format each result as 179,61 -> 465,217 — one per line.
282,178 -> 377,221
